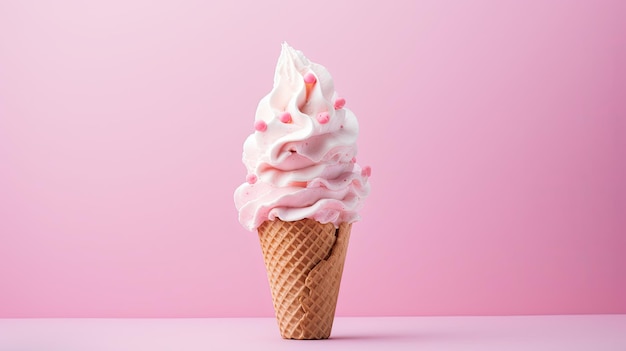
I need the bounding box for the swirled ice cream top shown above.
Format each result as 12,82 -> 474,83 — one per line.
234,43 -> 371,231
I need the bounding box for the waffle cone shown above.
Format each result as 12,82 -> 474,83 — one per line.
258,218 -> 352,339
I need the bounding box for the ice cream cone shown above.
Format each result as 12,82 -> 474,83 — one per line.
258,218 -> 351,339
235,44 -> 370,339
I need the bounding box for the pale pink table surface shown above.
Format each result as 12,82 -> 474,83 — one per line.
1,315 -> 625,350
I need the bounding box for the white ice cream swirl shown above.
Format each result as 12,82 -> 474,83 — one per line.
234,43 -> 371,231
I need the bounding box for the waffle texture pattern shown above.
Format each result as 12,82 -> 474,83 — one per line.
258,218 -> 352,339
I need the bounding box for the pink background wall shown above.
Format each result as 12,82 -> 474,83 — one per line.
1,0 -> 624,317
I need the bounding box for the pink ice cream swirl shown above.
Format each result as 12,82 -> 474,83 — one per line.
234,43 -> 371,231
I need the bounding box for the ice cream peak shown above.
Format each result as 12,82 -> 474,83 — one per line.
234,43 -> 371,231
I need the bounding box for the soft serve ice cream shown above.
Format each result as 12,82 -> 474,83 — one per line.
235,43 -> 371,339
234,43 -> 370,231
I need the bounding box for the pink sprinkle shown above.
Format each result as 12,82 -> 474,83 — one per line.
361,166 -> 372,177
316,112 -> 330,124
246,174 -> 257,184
278,112 -> 292,123
254,120 -> 267,132
351,157 -> 357,163
334,97 -> 346,109
303,72 -> 317,84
